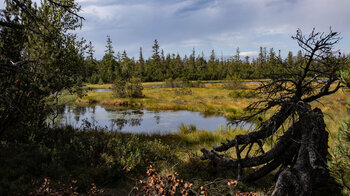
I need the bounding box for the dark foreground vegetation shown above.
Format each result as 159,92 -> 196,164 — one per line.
1,0 -> 350,195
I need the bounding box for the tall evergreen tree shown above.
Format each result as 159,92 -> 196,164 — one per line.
85,41 -> 98,83
99,35 -> 118,83
136,47 -> 145,79
150,39 -> 162,81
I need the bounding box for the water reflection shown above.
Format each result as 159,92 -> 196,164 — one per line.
54,105 -> 253,135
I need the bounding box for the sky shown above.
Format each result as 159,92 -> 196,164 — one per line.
2,0 -> 350,59
74,0 -> 350,59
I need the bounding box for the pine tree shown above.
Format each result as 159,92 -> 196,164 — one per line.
85,41 -> 98,83
105,35 -> 114,55
136,47 -> 145,79
151,39 -> 162,81
99,35 -> 118,83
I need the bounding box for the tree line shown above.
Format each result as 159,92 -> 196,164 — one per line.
83,36 -> 326,84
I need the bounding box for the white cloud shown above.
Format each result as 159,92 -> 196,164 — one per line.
74,0 -> 350,59
240,51 -> 259,57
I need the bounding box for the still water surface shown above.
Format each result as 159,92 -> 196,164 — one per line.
56,105 -> 252,135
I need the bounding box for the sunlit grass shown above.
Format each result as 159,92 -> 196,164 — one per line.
311,89 -> 349,147
85,83 -> 113,89
77,83 -> 260,118
74,81 -> 350,148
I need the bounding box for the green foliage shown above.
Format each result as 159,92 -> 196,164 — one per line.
113,77 -> 144,98
104,134 -> 173,170
223,74 -> 245,90
0,0 -> 85,139
0,127 -> 175,194
178,123 -> 197,134
125,77 -> 144,98
81,36 -> 349,84
113,78 -> 127,98
330,68 -> 350,195
164,78 -> 184,88
330,118 -> 350,195
88,73 -> 100,84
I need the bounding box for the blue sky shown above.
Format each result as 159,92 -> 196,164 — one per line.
3,0 -> 350,59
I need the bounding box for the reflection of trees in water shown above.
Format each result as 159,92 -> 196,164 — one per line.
47,105 -> 66,126
72,105 -> 87,116
50,105 -> 96,127
81,117 -> 96,129
153,111 -> 160,124
110,110 -> 144,131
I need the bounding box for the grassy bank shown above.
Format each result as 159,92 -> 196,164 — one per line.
77,82 -> 262,120
75,82 -> 349,147
0,126 -> 268,195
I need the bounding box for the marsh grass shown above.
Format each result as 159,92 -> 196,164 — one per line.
49,81 -> 350,194
67,82 -> 350,147
76,82 -> 350,145
77,84 -> 256,118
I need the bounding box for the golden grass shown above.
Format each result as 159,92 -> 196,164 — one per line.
78,82 -> 350,147
311,89 -> 349,147
85,83 -> 113,89
77,84 -> 260,119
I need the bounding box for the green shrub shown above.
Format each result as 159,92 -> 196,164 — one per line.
105,135 -> 173,170
0,127 -> 176,194
125,77 -> 144,98
98,78 -> 104,85
113,77 -> 144,98
88,73 -> 100,84
164,78 -> 184,88
113,78 -> 127,98
330,118 -> 350,195
223,74 -> 245,90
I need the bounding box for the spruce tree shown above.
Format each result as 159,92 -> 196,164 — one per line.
99,35 -> 118,83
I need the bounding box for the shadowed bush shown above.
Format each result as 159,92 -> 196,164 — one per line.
0,127 -> 175,195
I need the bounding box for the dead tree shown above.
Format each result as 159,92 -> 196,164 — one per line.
201,28 -> 347,195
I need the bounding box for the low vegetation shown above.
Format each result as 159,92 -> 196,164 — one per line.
1,0 -> 349,194
74,82 -> 349,146
0,124 -> 272,195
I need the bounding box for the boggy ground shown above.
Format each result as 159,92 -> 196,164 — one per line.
0,125 -> 271,195
4,80 -> 345,195
78,81 -> 349,147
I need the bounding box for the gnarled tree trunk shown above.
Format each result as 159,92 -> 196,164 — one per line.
202,28 -> 346,195
202,103 -> 340,195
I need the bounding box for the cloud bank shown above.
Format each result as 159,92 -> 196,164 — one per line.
75,0 -> 350,59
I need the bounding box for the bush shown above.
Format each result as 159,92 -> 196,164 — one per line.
164,78 -> 184,88
104,134 -> 174,170
223,74 -> 245,90
0,127 -> 175,195
88,73 -> 100,84
125,77 -> 144,98
113,78 -> 127,98
113,77 -> 144,98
